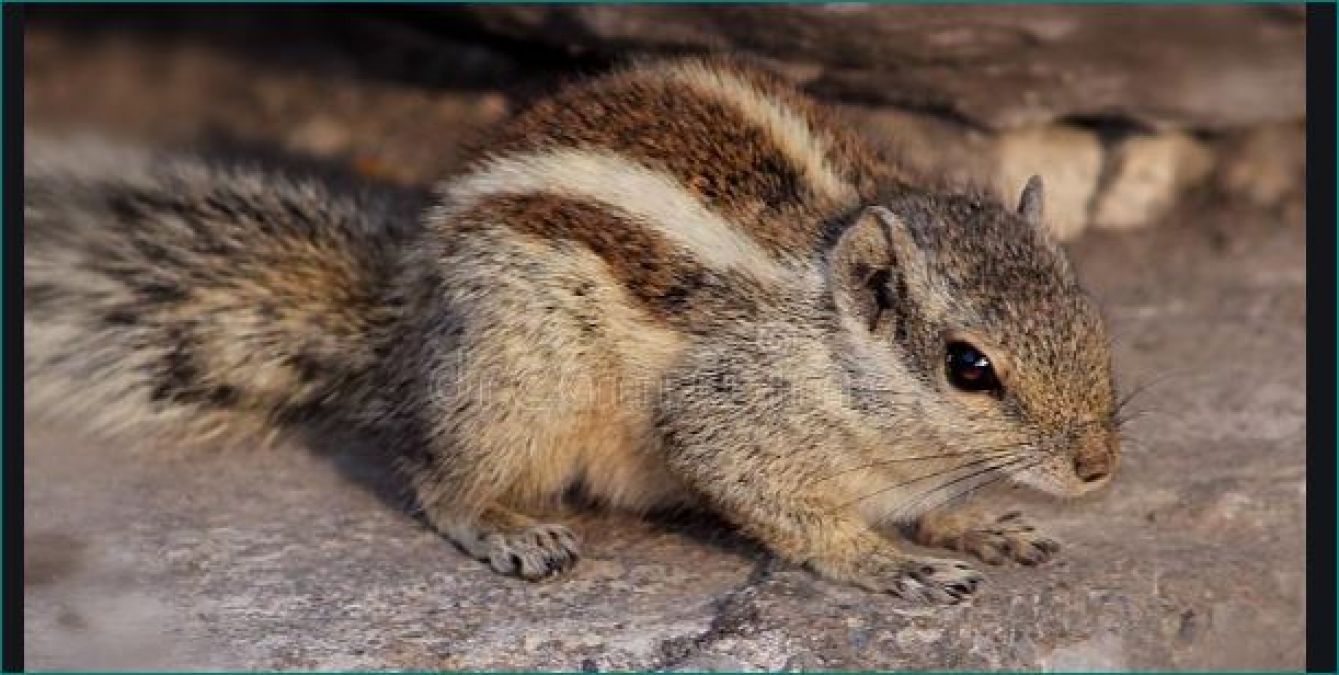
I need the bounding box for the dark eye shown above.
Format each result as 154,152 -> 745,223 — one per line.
945,341 -> 1001,394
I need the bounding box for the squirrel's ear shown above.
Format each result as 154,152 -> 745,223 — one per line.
831,206 -> 932,328
1017,175 -> 1045,227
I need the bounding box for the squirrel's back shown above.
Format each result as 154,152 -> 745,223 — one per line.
424,57 -> 916,328
25,57 -> 912,455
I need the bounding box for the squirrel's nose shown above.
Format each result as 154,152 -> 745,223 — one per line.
1074,454 -> 1110,483
1073,442 -> 1115,483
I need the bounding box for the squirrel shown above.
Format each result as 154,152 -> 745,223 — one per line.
23,56 -> 1120,604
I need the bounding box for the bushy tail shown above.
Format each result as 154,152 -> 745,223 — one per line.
23,136 -> 411,446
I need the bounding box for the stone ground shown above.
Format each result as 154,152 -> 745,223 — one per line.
22,18 -> 1306,671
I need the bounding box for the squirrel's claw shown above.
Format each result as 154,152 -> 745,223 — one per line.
482,524 -> 582,581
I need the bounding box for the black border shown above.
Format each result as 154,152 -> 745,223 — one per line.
3,3 -> 22,672
2,4 -> 20,672
1305,4 -> 1337,673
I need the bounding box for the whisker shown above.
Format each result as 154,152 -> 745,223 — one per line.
807,417 -> 1100,487
830,454 -> 1014,513
913,457 -> 1044,518
833,452 -> 1026,514
805,429 -> 1044,483
1113,368 -> 1196,415
811,447 -> 1021,484
894,455 -> 1036,520
815,411 -> 1128,508
1113,408 -> 1157,429
1116,407 -> 1172,423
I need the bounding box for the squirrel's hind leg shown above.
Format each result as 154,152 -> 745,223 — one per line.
428,503 -> 581,581
912,508 -> 1060,566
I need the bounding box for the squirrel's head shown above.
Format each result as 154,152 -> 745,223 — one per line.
827,177 -> 1118,499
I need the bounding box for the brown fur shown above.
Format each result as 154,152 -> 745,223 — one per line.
486,56 -> 893,256
451,193 -> 730,327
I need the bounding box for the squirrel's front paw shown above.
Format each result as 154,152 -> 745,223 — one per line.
815,552 -> 984,604
890,557 -> 984,604
482,523 -> 581,581
915,511 -> 1060,566
968,514 -> 1059,566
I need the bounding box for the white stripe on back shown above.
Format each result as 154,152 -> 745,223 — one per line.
659,61 -> 858,206
443,148 -> 785,280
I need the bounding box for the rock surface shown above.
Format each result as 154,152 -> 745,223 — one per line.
991,126 -> 1105,241
21,23 -> 514,188
1091,132 -> 1216,232
440,5 -> 1306,132
1215,122 -> 1308,209
22,13 -> 1300,241
25,196 -> 1306,670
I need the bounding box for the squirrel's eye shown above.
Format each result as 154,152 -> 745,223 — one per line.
945,341 -> 1001,394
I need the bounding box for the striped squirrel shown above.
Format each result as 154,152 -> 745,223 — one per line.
24,57 -> 1119,603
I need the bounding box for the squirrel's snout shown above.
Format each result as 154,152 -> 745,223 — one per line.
1073,454 -> 1111,483
1073,436 -> 1119,484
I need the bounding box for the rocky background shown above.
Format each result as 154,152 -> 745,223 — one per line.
23,6 -> 1308,670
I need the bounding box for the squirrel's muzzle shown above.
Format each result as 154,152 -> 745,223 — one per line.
1072,435 -> 1119,485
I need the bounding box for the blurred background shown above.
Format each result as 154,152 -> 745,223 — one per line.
24,6 -> 1309,671
25,5 -> 1305,238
